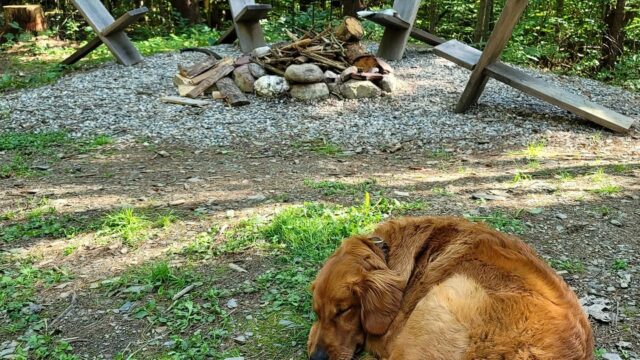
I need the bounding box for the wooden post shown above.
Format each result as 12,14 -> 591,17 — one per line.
2,5 -> 47,33
455,0 -> 528,113
376,0 -> 421,60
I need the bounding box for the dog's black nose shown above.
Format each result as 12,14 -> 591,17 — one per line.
309,347 -> 330,360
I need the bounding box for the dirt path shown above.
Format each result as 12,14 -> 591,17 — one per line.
1,136 -> 639,359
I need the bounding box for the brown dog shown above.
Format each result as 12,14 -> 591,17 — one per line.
307,216 -> 594,360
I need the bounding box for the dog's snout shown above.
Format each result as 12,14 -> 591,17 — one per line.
309,346 -> 330,360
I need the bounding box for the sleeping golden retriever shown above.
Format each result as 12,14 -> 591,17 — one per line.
307,216 -> 594,360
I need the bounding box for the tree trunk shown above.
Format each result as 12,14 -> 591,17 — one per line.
473,0 -> 492,44
171,0 -> 200,24
342,0 -> 365,17
555,0 -> 564,37
427,0 -> 438,33
600,0 -> 632,70
2,5 -> 47,33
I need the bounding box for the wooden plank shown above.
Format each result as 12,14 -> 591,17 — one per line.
235,4 -> 271,23
485,63 -> 634,132
180,57 -> 220,78
100,7 -> 148,37
367,13 -> 409,30
409,27 -> 446,46
160,96 -> 210,107
215,77 -> 250,106
376,0 -> 421,60
190,58 -> 233,84
62,36 -> 102,65
71,0 -> 115,32
433,40 -> 482,70
456,0 -> 528,112
99,31 -> 143,66
186,64 -> 235,98
217,26 -> 238,44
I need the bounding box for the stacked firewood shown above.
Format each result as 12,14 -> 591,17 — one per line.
170,17 -> 398,106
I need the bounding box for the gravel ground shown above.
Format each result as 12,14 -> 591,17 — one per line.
1,44 -> 638,151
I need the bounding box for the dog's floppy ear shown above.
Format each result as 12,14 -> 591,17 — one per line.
354,255 -> 404,335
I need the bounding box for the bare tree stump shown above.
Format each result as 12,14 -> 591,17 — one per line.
2,5 -> 47,33
334,16 -> 364,43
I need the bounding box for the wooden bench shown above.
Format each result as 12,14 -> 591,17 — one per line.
217,0 -> 272,54
433,0 -> 633,133
359,1 -> 422,60
62,0 -> 147,66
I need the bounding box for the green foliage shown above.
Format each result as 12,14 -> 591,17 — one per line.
549,259 -> 585,273
612,259 -> 629,271
303,178 -> 377,196
464,211 -> 525,234
99,207 -> 151,246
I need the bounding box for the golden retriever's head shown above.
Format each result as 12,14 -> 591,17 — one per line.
307,236 -> 404,360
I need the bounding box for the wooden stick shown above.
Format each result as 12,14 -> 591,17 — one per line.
215,77 -> 250,107
301,50 -> 348,71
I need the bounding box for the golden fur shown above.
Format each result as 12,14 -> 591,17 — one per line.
307,216 -> 594,360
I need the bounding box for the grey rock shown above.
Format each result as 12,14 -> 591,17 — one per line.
555,213 -> 568,220
340,66 -> 358,82
233,65 -> 255,93
251,46 -> 271,58
580,296 -> 613,322
472,193 -> 506,201
339,80 -> 381,99
226,298 -> 238,309
324,70 -> 339,83
290,83 -> 330,101
248,63 -> 267,78
254,76 -> 290,97
233,335 -> 247,344
278,319 -> 294,327
119,301 -> 135,313
603,353 -> 623,360
123,285 -> 150,294
162,340 -> 175,348
379,74 -> 398,93
619,273 -> 631,288
610,219 -> 623,227
285,64 -> 324,84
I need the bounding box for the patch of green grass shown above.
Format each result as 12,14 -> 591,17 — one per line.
594,348 -> 606,359
294,139 -> 342,156
431,186 -> 454,197
527,160 -> 541,169
63,245 -> 77,256
589,168 -> 609,183
303,179 -> 377,196
0,257 -> 72,335
556,171 -> 575,182
1,27 -> 218,92
76,134 -> 113,152
464,211 -> 525,234
0,131 -> 69,152
312,141 -> 341,156
1,206 -> 82,243
592,184 -> 623,196
612,259 -> 629,271
612,164 -> 629,173
156,211 -> 178,229
99,207 -> 151,246
0,154 -> 32,178
549,259 -> 585,273
594,206 -> 611,216
510,140 -> 547,159
512,171 -> 533,184
427,148 -> 453,160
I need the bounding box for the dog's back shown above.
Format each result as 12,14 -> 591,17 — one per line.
372,217 -> 594,360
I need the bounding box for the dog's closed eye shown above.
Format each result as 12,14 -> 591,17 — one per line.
335,306 -> 352,317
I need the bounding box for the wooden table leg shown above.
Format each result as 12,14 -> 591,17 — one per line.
455,0 -> 529,113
